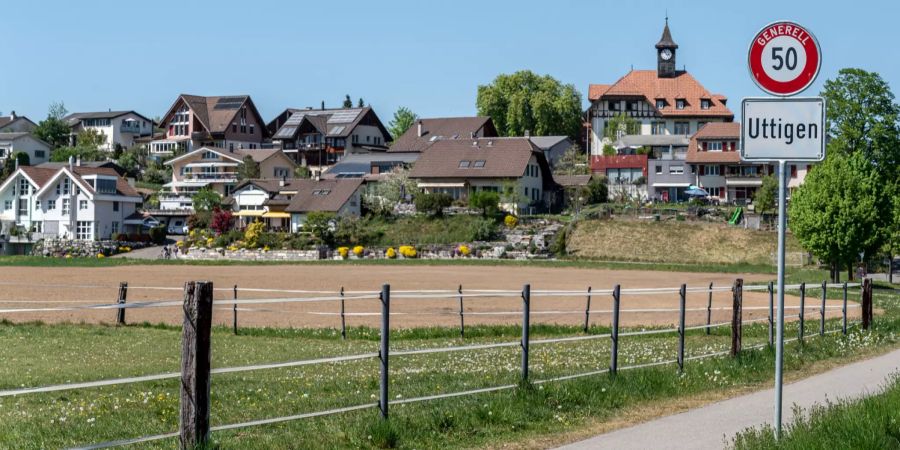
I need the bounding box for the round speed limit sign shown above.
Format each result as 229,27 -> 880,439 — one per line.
748,21 -> 821,96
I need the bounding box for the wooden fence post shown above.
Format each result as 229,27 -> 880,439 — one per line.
768,281 -> 774,347
842,282 -> 848,335
458,284 -> 464,338
232,285 -> 238,335
799,283 -> 806,341
705,282 -> 713,335
583,286 -> 593,333
862,278 -> 873,330
677,284 -> 686,373
610,284 -> 621,375
379,284 -> 390,418
731,279 -> 743,357
521,284 -> 531,382
179,281 -> 214,450
820,281 -> 826,336
116,282 -> 128,326
340,287 -> 347,340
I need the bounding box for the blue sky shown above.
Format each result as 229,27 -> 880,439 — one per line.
2,0 -> 898,125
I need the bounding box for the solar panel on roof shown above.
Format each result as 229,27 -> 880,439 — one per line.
328,110 -> 361,123
284,113 -> 305,126
328,125 -> 345,135
213,97 -> 244,110
274,126 -> 298,139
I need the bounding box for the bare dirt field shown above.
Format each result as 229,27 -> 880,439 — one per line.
0,265 -> 853,329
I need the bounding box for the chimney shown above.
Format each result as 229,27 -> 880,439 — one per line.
68,155 -> 75,171
279,176 -> 286,187
9,111 -> 15,120
524,130 -> 531,138
320,100 -> 325,110
417,120 -> 423,137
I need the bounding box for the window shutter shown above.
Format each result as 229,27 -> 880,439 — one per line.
702,142 -> 708,151
699,165 -> 705,176
791,165 -> 798,177
720,165 -> 725,175
719,188 -> 726,199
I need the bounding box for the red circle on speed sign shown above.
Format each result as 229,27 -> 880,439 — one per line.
748,21 -> 821,96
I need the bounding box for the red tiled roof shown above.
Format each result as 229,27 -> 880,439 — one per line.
590,155 -> 648,175
588,84 -> 611,101
686,122 -> 741,163
590,70 -> 734,118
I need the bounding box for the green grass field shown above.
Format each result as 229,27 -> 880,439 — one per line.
1,282 -> 897,450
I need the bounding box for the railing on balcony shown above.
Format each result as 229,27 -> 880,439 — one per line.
120,124 -> 142,134
183,173 -> 237,182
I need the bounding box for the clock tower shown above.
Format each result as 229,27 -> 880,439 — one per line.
656,18 -> 678,78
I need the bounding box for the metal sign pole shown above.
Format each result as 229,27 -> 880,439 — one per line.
774,160 -> 788,439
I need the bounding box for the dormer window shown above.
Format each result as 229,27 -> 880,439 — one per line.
473,160 -> 486,168
458,160 -> 471,168
701,99 -> 711,110
656,99 -> 666,110
676,99 -> 686,110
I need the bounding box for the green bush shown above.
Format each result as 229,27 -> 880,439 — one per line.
212,230 -> 242,248
586,178 -> 608,204
148,225 -> 167,245
471,217 -> 499,241
304,212 -> 336,246
414,192 -> 453,217
334,217 -> 384,246
469,191 -> 500,217
551,226 -> 568,256
257,232 -> 284,249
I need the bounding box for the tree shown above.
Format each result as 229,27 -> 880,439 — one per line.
342,95 -> 353,108
476,70 -> 582,140
469,190 -> 500,217
192,188 -> 222,212
237,155 -> 260,180
602,144 -> 617,156
821,68 -> 900,180
33,101 -> 71,149
603,113 -> 640,140
210,208 -> 235,235
0,152 -> 30,180
414,192 -> 452,217
76,128 -> 106,149
499,179 -> 528,210
388,107 -> 418,139
49,146 -> 106,163
142,160 -> 168,185
753,174 -> 778,215
304,212 -> 336,246
294,166 -> 310,179
362,167 -> 417,215
585,177 -> 608,204
117,146 -> 144,177
357,98 -> 365,108
788,152 -> 889,282
553,144 -> 589,176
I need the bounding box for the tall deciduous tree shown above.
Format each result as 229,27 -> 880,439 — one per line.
822,69 -> 900,179
753,174 -> 778,215
553,144 -> 589,176
33,101 -> 71,149
237,155 -> 260,180
788,152 -> 889,281
388,107 -> 418,140
476,70 -> 582,140
192,188 -> 222,212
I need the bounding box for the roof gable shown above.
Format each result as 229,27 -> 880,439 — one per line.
590,70 -> 733,118
160,94 -> 266,137
389,117 -> 497,153
164,146 -> 244,166
284,178 -> 363,213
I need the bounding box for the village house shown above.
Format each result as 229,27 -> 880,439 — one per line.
0,112 -> 37,133
323,152 -> 419,182
409,137 -> 558,213
229,178 -> 363,232
389,117 -> 498,153
0,162 -> 141,254
269,107 -> 392,170
0,133 -> 51,165
64,110 -> 154,152
163,146 -> 296,199
587,20 -> 734,201
150,94 -> 268,156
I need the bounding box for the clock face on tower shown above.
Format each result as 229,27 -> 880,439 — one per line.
660,49 -> 673,61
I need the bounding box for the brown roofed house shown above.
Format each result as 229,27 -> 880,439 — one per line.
389,117 -> 498,153
0,111 -> 37,133
150,94 -> 268,156
409,137 -> 558,213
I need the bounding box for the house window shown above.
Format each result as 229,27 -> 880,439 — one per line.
656,99 -> 666,109
35,200 -> 40,210
76,221 -> 92,240
655,165 -> 662,174
48,200 -> 56,210
707,187 -> 722,197
250,125 -> 255,135
701,99 -> 711,110
705,165 -> 720,176
473,160 -> 486,168
707,141 -> 723,151
113,201 -> 119,212
35,150 -> 45,158
3,200 -> 10,210
32,221 -> 42,233
669,166 -> 684,175
63,179 -> 70,195
17,199 -> 27,215
352,135 -> 359,144
18,178 -> 29,195
458,160 -> 471,168
651,122 -> 666,135
676,99 -> 686,110
79,200 -> 88,210
202,151 -> 217,159
111,221 -> 119,235
232,124 -> 237,133
62,198 -> 70,215
274,167 -> 290,178
674,122 -> 690,135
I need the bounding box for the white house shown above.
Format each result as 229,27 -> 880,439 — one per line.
0,163 -> 142,251
64,111 -> 154,152
0,133 -> 51,165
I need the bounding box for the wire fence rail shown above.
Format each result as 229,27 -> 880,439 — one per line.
0,278 -> 871,449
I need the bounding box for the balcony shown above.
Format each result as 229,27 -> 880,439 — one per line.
120,123 -> 142,134
182,173 -> 237,183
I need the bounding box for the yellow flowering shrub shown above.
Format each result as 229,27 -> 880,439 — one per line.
206,237 -> 214,247
227,245 -> 238,251
352,246 -> 364,257
399,245 -> 417,258
244,221 -> 265,248
97,253 -> 105,259
337,247 -> 349,259
176,241 -> 185,247
504,215 -> 518,229
458,244 -> 471,256
386,247 -> 397,259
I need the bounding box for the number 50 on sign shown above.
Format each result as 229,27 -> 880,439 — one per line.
748,21 -> 822,97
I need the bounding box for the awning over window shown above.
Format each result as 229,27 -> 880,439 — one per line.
235,210 -> 264,217
184,162 -> 239,168
417,182 -> 466,188
262,211 -> 291,219
651,182 -> 690,188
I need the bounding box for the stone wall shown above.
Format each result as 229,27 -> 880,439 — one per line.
32,238 -> 150,258
176,247 -> 321,261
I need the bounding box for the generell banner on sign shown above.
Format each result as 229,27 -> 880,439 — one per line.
740,97 -> 825,161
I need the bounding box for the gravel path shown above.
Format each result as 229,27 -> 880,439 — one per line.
557,347 -> 900,450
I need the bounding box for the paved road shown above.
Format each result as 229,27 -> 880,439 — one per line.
557,348 -> 900,450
